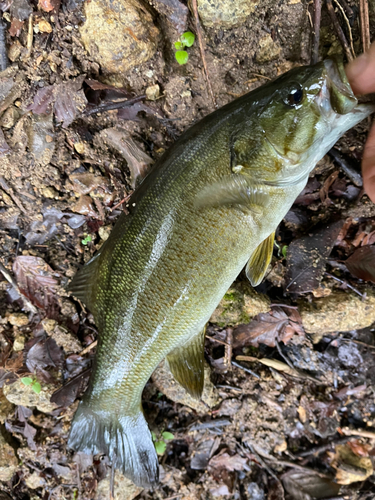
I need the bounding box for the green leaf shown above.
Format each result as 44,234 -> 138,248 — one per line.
162,431 -> 174,441
32,382 -> 41,394
175,50 -> 189,65
282,245 -> 288,258
181,31 -> 195,47
155,440 -> 167,455
21,377 -> 33,386
174,41 -> 183,50
81,235 -> 92,246
151,431 -> 157,442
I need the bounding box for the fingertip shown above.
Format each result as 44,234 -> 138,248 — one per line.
363,174 -> 375,204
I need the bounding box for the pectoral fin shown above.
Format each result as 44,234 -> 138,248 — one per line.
246,231 -> 275,286
67,252 -> 102,314
166,327 -> 206,399
195,175 -> 267,211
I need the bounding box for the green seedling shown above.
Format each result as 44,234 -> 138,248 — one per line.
21,377 -> 41,394
151,430 -> 175,455
81,234 -> 92,246
174,31 -> 195,65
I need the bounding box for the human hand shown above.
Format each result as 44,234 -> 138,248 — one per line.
346,43 -> 375,203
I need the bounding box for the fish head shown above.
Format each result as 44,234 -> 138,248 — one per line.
233,59 -> 374,186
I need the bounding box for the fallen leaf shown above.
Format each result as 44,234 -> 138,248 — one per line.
236,356 -> 317,381
9,18 -> 24,37
50,367 -> 91,407
208,452 -> 248,472
13,256 -> 60,317
190,437 -> 220,470
99,127 -> 153,188
233,307 -> 304,348
68,172 -> 110,195
26,336 -> 64,375
345,245 -> 375,283
71,195 -> 98,217
284,220 -> 344,294
38,0 -> 60,12
282,469 -> 340,499
54,76 -> 87,128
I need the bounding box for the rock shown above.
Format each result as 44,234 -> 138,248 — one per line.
7,312 -> 29,326
146,83 -> 160,101
152,360 -> 220,412
24,471 -> 46,489
0,427 -> 18,482
79,0 -> 160,76
299,290 -> 375,335
210,282 -> 270,327
256,34 -> 282,63
13,332 -> 25,351
3,379 -> 57,413
197,0 -> 261,28
98,226 -> 111,241
95,471 -> 142,500
42,319 -> 82,354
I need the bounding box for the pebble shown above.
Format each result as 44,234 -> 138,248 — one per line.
3,379 -> 57,414
197,0 -> 261,28
0,430 -> 18,482
7,312 -> 29,327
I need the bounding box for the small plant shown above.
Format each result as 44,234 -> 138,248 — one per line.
81,234 -> 92,246
21,377 -> 41,394
174,31 -> 195,65
151,430 -> 175,455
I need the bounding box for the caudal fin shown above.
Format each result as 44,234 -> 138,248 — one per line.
68,401 -> 159,487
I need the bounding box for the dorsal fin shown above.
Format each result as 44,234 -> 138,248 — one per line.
246,231 -> 275,286
67,253 -> 101,314
166,327 -> 206,399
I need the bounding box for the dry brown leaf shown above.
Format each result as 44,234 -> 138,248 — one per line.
345,245 -> 375,283
13,256 -> 60,317
208,452 -> 248,472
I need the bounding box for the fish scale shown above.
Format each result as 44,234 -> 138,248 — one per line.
67,59 -> 374,487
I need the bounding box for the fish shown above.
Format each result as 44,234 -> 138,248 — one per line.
67,58 -> 374,487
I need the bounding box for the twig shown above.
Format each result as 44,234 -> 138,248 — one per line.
328,147 -> 363,187
0,261 -> 37,314
206,335 -> 229,347
0,16 -> 9,71
333,0 -> 355,57
275,340 -> 295,371
111,192 -> 132,212
296,436 -> 352,457
340,426 -> 375,439
311,0 -> 322,64
191,0 -> 216,108
23,14 -> 33,61
326,0 -> 354,61
245,73 -> 272,82
359,0 -> 371,52
84,95 -> 146,116
79,340 -> 97,356
324,271 -> 365,299
340,0 -> 354,18
225,327 -> 233,367
231,360 -> 260,379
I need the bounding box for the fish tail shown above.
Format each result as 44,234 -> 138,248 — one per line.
68,401 -> 159,487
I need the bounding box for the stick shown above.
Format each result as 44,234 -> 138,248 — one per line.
326,0 -> 354,62
225,327 -> 233,367
0,261 -> 37,314
359,0 -> 371,53
311,0 -> 322,64
79,340 -> 98,356
340,426 -> 375,439
191,0 -> 217,108
0,16 -> 9,71
23,14 -> 33,61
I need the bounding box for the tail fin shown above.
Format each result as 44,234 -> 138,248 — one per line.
67,401 -> 159,487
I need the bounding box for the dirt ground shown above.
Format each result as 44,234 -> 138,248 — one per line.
1,0 -> 375,499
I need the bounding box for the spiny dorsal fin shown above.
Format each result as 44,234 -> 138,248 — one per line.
246,231 -> 275,286
166,327 -> 206,399
67,253 -> 101,314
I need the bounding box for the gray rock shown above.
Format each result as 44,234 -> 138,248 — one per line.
197,0 -> 262,28
79,0 -> 160,76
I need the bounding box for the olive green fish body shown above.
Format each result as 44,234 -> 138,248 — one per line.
68,60 -> 374,487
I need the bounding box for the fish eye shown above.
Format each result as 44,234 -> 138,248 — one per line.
283,84 -> 304,107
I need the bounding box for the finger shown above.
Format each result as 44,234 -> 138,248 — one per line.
345,42 -> 375,95
362,120 -> 375,203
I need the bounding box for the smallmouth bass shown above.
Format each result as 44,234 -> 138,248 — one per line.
68,59 -> 374,486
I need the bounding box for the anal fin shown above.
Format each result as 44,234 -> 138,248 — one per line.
246,231 -> 275,286
166,327 -> 206,399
